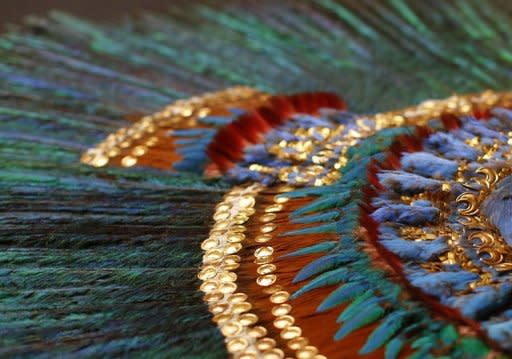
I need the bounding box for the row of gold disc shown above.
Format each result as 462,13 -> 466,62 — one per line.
199,184 -> 288,359
81,86 -> 266,169
253,187 -> 325,359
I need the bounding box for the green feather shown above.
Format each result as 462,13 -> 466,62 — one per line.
359,311 -> 408,354
317,282 -> 369,312
335,303 -> 385,340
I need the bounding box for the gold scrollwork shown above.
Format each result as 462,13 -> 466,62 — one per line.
457,167 -> 512,272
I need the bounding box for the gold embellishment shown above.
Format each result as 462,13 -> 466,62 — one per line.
249,90 -> 512,187
253,187 -> 324,359
401,131 -> 512,289
199,183 -> 282,358
81,86 -> 267,168
456,167 -> 512,272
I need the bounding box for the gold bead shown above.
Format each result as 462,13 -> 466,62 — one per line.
257,264 -> 276,275
233,213 -> 250,224
201,238 -> 219,250
209,229 -> 225,237
219,282 -> 237,294
272,304 -> 292,316
270,291 -> 289,304
259,213 -> 277,223
256,338 -> 276,351
288,337 -> 308,350
254,256 -> 274,265
281,326 -> 302,340
260,224 -> 277,234
197,108 -> 211,118
230,225 -> 246,233
216,203 -> 231,212
213,220 -> 229,231
257,274 -> 277,287
254,256 -> 273,265
197,266 -> 217,280
181,107 -> 193,117
203,291 -> 223,303
107,148 -> 120,157
262,348 -> 284,359
239,352 -> 257,359
131,131 -> 143,140
273,315 -> 294,329
232,302 -> 252,314
91,154 -> 109,167
210,303 -> 229,314
265,204 -> 283,213
255,246 -> 274,258
239,313 -> 259,326
222,262 -> 240,271
212,313 -> 231,324
224,255 -> 241,264
296,346 -> 319,359
255,234 -> 272,243
262,285 -> 283,295
228,293 -> 248,303
119,141 -> 132,149
226,337 -> 248,353
227,233 -> 245,243
221,321 -> 242,336
199,280 -> 219,293
239,196 -> 256,208
204,249 -> 223,262
248,326 -> 267,338
213,210 -> 230,221
274,195 -> 289,204
132,145 -> 148,157
224,243 -> 242,255
218,271 -> 237,282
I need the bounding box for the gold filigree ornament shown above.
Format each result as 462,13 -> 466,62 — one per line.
456,167 -> 512,271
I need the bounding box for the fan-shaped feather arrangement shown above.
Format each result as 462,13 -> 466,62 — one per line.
3,1 -> 512,358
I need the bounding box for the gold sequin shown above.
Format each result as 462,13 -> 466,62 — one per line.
262,349 -> 285,359
271,304 -> 292,316
249,326 -> 268,338
297,346 -> 319,359
281,326 -> 302,340
270,291 -> 289,304
221,321 -> 242,336
273,315 -> 294,329
265,204 -> 283,213
239,313 -> 259,326
255,246 -> 274,258
274,195 -> 290,204
256,338 -> 276,351
121,155 -> 137,167
260,213 -> 277,223
227,233 -> 245,243
261,223 -> 277,233
228,293 -> 248,303
231,301 -> 252,314
257,274 -> 277,287
255,234 -> 273,243
132,145 -> 148,157
81,87 -> 266,169
288,337 -> 309,350
257,264 -> 276,275
227,337 -> 249,353
201,238 -> 219,250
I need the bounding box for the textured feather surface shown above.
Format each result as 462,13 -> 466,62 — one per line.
2,1 -> 512,357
